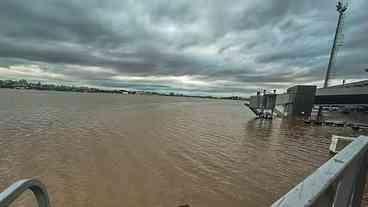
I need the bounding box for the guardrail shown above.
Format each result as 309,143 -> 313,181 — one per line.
0,179 -> 50,207
329,135 -> 355,154
271,135 -> 368,207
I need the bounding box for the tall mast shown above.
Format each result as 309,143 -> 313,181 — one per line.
323,1 -> 348,88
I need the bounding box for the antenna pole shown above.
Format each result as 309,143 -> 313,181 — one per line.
323,1 -> 347,88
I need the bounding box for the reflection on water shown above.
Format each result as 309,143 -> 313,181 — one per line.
0,89 -> 367,207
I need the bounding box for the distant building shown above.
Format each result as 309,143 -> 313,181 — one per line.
326,80 -> 368,89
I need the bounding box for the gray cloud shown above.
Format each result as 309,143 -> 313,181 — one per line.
0,0 -> 367,96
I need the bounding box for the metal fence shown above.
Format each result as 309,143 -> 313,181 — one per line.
271,135 -> 368,207
0,179 -> 50,207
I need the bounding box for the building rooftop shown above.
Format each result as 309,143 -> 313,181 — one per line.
328,80 -> 368,89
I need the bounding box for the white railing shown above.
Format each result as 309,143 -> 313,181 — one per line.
271,136 -> 368,207
0,179 -> 50,207
329,135 -> 355,154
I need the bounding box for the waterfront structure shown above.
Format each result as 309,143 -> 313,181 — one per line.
246,79 -> 368,118
247,85 -> 316,118
247,90 -> 277,117
316,80 -> 368,104
276,86 -> 316,117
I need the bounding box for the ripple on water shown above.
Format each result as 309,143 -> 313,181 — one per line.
1,90 -> 368,207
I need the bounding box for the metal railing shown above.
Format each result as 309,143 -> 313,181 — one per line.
271,135 -> 368,207
0,179 -> 50,207
329,135 -> 355,154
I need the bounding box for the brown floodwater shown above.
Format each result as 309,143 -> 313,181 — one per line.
1,89 -> 367,207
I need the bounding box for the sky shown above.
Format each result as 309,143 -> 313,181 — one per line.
0,0 -> 367,96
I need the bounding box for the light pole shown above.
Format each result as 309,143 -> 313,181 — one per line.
323,1 -> 348,88
318,1 -> 348,121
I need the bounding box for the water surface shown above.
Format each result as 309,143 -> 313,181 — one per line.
0,89 -> 366,207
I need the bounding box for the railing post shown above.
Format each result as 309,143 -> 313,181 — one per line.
351,153 -> 368,207
333,159 -> 359,207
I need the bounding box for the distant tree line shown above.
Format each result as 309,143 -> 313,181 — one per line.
0,79 -> 248,100
0,79 -> 130,94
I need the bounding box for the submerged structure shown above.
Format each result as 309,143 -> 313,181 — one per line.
247,85 -> 316,118
246,80 -> 368,118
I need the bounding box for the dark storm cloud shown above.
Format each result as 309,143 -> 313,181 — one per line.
0,0 -> 367,95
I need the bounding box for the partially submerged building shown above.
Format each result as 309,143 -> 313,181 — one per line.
248,85 -> 316,118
